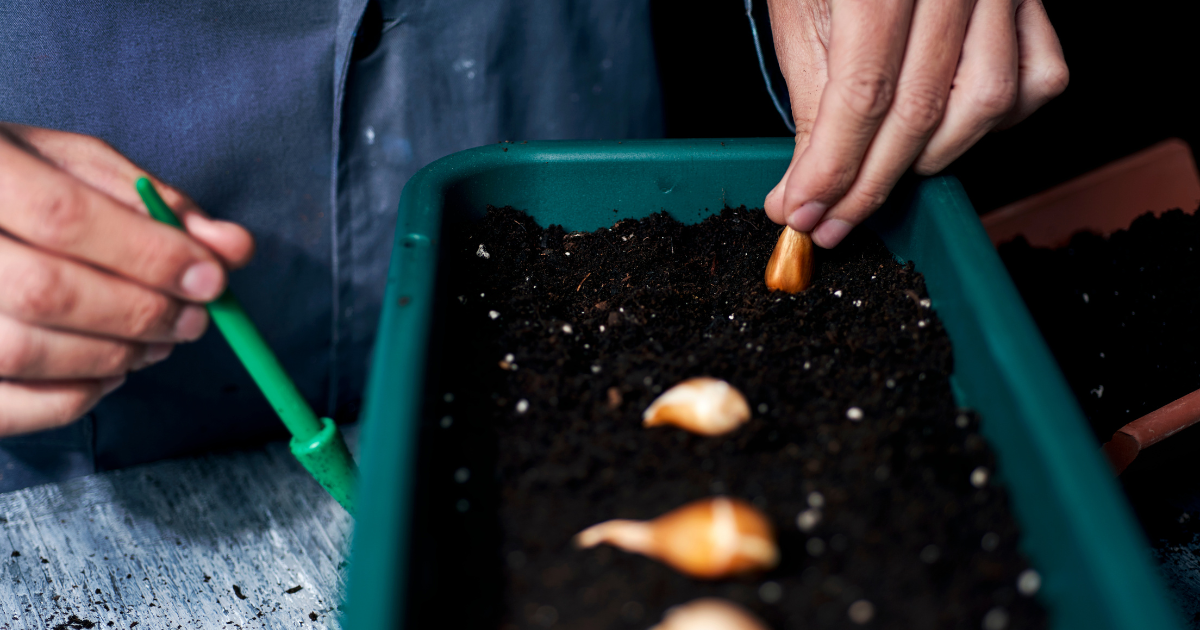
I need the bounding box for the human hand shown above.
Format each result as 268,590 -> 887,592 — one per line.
763,0 -> 1068,247
0,124 -> 255,436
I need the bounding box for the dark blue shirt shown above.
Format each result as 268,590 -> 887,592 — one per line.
0,0 -> 661,490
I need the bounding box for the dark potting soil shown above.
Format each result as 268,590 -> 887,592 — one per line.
998,208 -> 1200,547
405,206 -> 1043,630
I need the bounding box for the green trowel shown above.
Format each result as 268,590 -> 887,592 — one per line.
136,177 -> 357,515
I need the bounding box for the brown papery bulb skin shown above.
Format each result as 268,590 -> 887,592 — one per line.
764,226 -> 814,293
574,497 -> 779,579
643,377 -> 751,436
650,598 -> 770,630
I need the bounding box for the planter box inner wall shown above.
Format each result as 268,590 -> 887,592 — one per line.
346,139 -> 1182,630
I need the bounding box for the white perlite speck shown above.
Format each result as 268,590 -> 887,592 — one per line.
454,467 -> 470,483
758,581 -> 783,604
920,298 -> 931,308
1017,569 -> 1041,596
488,310 -> 500,319
1082,292 -> 1089,303
982,607 -> 1009,630
846,407 -> 864,421
833,290 -> 843,297
515,399 -> 529,414
807,491 -> 825,508
504,353 -> 515,363
562,323 -> 573,334
476,244 -> 490,259
848,600 -> 875,624
796,508 -> 822,532
591,365 -> 601,374
970,466 -> 989,488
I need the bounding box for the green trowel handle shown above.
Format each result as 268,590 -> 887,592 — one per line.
136,177 -> 357,514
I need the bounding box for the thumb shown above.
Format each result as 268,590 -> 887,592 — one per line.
763,0 -> 830,225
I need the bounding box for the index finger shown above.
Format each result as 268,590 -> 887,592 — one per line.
7,124 -> 255,270
0,139 -> 226,302
779,0 -> 914,234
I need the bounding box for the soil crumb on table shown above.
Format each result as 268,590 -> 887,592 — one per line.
51,615 -> 96,630
408,206 -> 1044,630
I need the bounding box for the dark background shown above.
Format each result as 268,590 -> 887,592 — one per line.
650,0 -> 1200,214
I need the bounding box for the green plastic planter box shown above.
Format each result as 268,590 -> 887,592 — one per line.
346,139 -> 1183,630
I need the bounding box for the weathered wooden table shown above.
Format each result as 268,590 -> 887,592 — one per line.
0,434 -> 354,630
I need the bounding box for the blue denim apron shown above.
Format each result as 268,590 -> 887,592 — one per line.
0,0 -> 661,490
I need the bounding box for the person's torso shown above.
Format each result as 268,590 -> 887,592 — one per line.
0,0 -> 661,490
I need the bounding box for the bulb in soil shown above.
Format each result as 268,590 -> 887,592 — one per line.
650,598 -> 769,630
574,497 -> 779,579
643,377 -> 751,436
764,227 -> 814,293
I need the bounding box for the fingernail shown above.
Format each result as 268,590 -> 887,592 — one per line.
142,342 -> 174,366
787,201 -> 827,232
100,375 -> 127,396
180,261 -> 223,301
812,219 -> 853,249
172,304 -> 209,341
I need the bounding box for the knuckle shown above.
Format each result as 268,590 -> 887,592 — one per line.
836,70 -> 897,120
1033,59 -> 1070,99
45,393 -> 92,429
969,76 -> 1019,120
98,345 -> 135,375
912,157 -> 946,177
126,235 -> 193,288
82,134 -> 114,153
2,261 -> 74,323
891,83 -> 948,135
29,186 -> 87,249
847,183 -> 891,213
0,327 -> 36,377
803,161 -> 858,199
124,295 -> 173,338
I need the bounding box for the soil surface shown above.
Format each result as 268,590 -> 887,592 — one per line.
998,209 -> 1200,554
406,206 -> 1044,630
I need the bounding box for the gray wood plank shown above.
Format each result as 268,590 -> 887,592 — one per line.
0,432 -> 356,630
1156,542 -> 1200,626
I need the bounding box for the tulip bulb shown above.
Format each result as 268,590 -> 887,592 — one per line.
643,377 -> 751,436
574,497 -> 779,579
764,227 -> 814,293
650,598 -> 770,630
